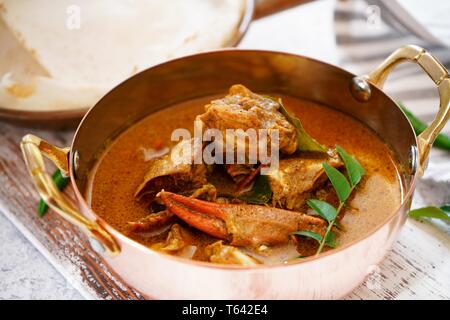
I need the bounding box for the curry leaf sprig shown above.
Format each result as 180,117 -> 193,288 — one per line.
37,169 -> 70,217
293,146 -> 365,256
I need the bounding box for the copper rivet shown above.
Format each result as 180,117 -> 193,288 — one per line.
409,145 -> 419,176
350,76 -> 372,102
89,237 -> 105,253
73,150 -> 80,178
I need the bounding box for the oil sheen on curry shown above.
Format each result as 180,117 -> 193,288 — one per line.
89,85 -> 403,265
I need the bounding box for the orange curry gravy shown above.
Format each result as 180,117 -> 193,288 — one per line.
88,95 -> 403,264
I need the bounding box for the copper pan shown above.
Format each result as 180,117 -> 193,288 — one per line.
20,45 -> 450,299
0,0 -> 312,125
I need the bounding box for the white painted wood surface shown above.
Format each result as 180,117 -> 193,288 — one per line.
0,0 -> 449,299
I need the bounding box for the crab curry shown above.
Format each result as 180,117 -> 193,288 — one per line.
88,85 -> 403,265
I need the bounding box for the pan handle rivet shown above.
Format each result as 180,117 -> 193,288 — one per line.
89,237 -> 106,254
72,150 -> 80,178
350,76 -> 372,102
409,145 -> 419,176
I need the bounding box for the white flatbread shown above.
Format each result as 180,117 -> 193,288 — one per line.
0,0 -> 246,112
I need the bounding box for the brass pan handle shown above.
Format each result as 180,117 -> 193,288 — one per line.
20,134 -> 120,256
366,45 -> 450,176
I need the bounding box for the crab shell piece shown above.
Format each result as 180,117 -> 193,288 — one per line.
159,191 -> 327,247
135,138 -> 207,202
267,151 -> 343,210
205,241 -> 260,265
196,84 -> 299,156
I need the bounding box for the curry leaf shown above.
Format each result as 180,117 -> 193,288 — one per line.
278,100 -> 327,153
336,145 -> 365,187
292,230 -> 322,243
325,231 -> 337,248
322,162 -> 351,202
306,199 -> 337,223
238,175 -> 272,204
292,230 -> 336,248
409,206 -> 450,221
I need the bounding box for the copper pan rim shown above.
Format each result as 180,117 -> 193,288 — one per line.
69,48 -> 420,271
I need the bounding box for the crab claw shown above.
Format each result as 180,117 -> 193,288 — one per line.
159,191 -> 327,247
